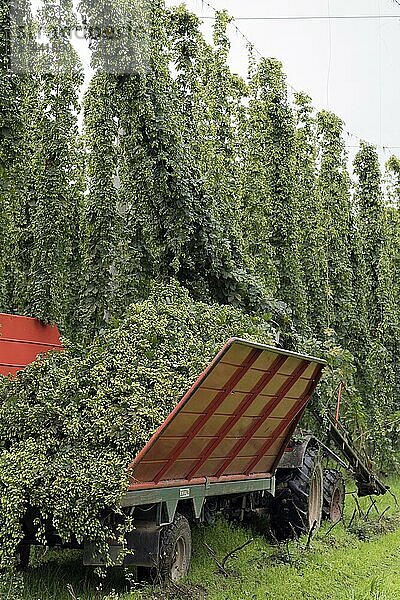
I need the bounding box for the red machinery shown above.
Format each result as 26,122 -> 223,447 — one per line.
0,313 -> 62,377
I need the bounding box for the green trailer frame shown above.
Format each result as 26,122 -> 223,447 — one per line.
121,475 -> 276,524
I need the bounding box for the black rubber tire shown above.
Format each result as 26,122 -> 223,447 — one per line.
271,444 -> 323,540
322,469 -> 345,523
16,544 -> 30,571
158,513 -> 192,582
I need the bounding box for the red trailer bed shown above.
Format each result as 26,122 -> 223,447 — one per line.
0,313 -> 62,377
128,338 -> 325,491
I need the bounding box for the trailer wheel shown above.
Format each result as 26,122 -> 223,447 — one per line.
16,543 -> 30,571
323,469 -> 345,523
271,444 -> 323,540
158,513 -> 191,582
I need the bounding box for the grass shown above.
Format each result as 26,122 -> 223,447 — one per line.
7,477 -> 400,600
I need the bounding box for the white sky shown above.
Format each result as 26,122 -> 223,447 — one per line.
166,0 -> 400,163
31,0 -> 400,162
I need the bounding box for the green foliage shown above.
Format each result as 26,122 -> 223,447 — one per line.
0,0 -> 24,312
293,93 -> 325,334
0,571 -> 24,599
240,58 -> 307,326
239,58 -> 278,295
354,142 -> 385,329
81,73 -> 120,335
0,0 -> 83,331
316,111 -> 355,336
80,4 -> 278,333
26,25 -> 83,329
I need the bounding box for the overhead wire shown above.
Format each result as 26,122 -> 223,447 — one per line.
199,15 -> 400,20
195,0 -> 400,155
199,0 -> 263,59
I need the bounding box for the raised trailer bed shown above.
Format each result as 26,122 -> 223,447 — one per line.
84,338 -> 325,579
0,312 -> 62,377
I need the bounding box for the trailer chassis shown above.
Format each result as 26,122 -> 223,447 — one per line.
84,476 -> 275,568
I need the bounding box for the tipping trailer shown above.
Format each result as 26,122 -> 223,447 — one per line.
0,314 -> 387,580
